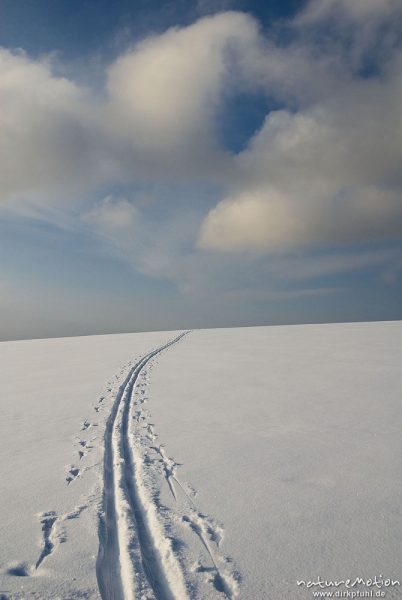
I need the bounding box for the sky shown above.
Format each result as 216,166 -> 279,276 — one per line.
1,0 -> 402,341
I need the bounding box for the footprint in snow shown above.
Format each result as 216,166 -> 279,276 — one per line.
66,466 -> 81,485
81,420 -> 97,431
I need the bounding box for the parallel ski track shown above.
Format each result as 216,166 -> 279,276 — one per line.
96,332 -> 189,600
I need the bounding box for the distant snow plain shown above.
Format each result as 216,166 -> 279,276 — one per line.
0,322 -> 401,600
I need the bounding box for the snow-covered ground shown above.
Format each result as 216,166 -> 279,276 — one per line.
1,322 -> 401,600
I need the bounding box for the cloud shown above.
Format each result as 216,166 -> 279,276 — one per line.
1,3 -> 402,300
0,12 -> 261,215
273,248 -> 402,282
84,196 -> 138,233
295,0 -> 402,26
0,49 -> 112,208
107,12 -> 257,143
199,188 -> 303,250
199,183 -> 402,252
199,22 -> 402,251
102,11 -> 262,182
293,0 -> 402,78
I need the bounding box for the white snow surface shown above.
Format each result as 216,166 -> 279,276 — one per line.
0,322 -> 401,600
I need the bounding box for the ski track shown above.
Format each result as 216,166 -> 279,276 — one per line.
96,332 -> 190,600
96,330 -> 239,600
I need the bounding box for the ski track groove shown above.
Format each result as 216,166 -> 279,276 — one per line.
96,332 -> 190,600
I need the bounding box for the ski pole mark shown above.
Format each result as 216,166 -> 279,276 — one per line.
151,445 -> 182,502
182,514 -> 236,599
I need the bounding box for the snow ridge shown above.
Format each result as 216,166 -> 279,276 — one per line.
96,332 -> 189,600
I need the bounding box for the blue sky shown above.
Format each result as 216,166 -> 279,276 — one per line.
1,0 -> 402,340
0,0 -> 301,58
